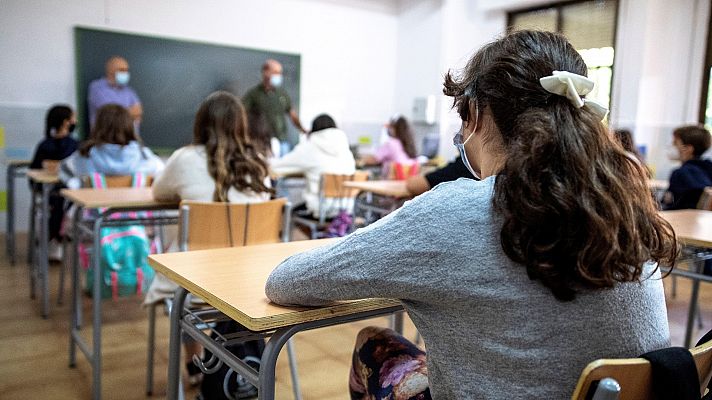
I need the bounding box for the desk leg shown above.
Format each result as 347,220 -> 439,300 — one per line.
394,311 -> 404,334
69,206 -> 82,367
260,326 -> 302,400
91,215 -> 104,400
6,165 -> 16,265
39,183 -> 50,318
167,288 -> 188,400
684,259 -> 704,348
28,190 -> 36,299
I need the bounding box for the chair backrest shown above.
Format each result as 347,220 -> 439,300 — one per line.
179,198 -> 290,251
697,187 -> 712,210
320,171 -> 369,199
80,174 -> 154,188
571,339 -> 712,400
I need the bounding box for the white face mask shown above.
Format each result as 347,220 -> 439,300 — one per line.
453,127 -> 480,179
270,74 -> 283,87
666,147 -> 681,161
115,71 -> 130,86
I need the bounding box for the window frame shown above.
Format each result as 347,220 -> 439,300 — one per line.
697,0 -> 712,125
506,0 -> 620,112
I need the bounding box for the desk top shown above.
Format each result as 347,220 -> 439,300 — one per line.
8,160 -> 31,167
26,169 -> 59,184
60,187 -> 177,209
660,209 -> 712,248
148,239 -> 400,331
343,180 -> 411,198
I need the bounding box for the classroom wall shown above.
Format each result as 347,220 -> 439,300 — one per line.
611,0 -> 710,180
0,0 -> 400,231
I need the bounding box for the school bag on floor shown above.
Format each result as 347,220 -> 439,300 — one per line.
82,173 -> 155,299
198,320 -> 265,400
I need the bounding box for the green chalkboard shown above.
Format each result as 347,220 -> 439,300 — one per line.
74,27 -> 301,152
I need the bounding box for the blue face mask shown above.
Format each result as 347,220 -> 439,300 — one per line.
453,128 -> 480,180
270,74 -> 283,87
115,71 -> 130,86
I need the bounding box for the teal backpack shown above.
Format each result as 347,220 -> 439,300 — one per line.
82,173 -> 155,299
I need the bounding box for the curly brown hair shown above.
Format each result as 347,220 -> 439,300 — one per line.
444,30 -> 678,301
80,104 -> 137,156
193,91 -> 273,202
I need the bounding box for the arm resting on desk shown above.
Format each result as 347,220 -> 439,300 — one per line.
265,186 -> 454,306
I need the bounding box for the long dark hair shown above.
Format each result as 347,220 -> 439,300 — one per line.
311,114 -> 337,134
193,91 -> 272,201
444,30 -> 678,301
45,104 -> 73,138
79,104 -> 136,156
390,116 -> 417,158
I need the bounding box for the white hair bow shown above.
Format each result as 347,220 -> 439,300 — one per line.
539,71 -> 609,120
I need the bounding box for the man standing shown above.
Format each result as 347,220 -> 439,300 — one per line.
243,59 -> 306,156
87,56 -> 142,126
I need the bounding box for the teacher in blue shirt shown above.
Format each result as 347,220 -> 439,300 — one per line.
87,56 -> 142,127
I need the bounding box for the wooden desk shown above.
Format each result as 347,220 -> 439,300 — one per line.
344,180 -> 410,198
148,239 -> 401,400
660,210 -> 712,248
6,160 -> 31,265
25,169 -> 60,318
61,187 -> 175,209
61,187 -> 179,400
660,210 -> 712,348
26,168 -> 59,184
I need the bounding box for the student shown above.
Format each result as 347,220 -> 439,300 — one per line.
147,91 -> 272,385
663,125 -> 712,210
405,156 -> 471,196
360,115 -> 417,177
60,104 -> 163,188
31,104 -> 79,260
265,30 -> 676,399
270,114 -> 356,218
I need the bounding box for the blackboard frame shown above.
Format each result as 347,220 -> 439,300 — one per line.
74,26 -> 301,153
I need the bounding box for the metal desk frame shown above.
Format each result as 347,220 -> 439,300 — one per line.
6,160 -> 30,265
166,287 -> 403,400
27,174 -> 54,318
67,204 -> 178,400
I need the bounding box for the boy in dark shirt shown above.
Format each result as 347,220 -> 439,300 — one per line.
664,125 -> 712,210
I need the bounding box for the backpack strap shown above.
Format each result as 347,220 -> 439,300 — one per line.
136,267 -> 144,295
131,172 -> 147,188
91,172 -> 107,189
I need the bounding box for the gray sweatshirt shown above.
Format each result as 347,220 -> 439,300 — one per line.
265,176 -> 670,399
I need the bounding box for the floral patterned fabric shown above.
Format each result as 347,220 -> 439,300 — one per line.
350,327 -> 431,400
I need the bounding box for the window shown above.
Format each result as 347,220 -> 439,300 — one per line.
699,4 -> 712,128
508,0 -> 619,111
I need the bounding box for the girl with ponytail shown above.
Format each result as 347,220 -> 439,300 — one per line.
265,31 -> 678,399
149,91 -> 272,384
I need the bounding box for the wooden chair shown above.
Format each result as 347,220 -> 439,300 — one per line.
292,171 -> 369,239
571,338 -> 712,399
80,174 -> 153,188
145,198 -> 302,398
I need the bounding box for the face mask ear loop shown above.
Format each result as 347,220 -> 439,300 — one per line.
463,100 -> 479,145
